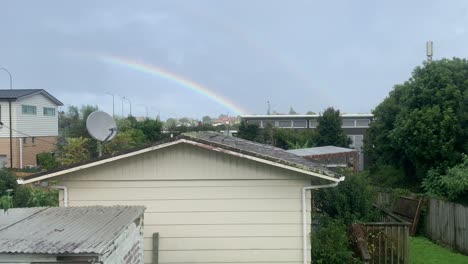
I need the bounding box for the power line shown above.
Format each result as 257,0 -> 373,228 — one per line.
0,123 -> 58,146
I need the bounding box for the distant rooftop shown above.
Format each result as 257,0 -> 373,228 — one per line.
287,146 -> 358,157
241,113 -> 373,118
0,206 -> 145,255
0,89 -> 63,105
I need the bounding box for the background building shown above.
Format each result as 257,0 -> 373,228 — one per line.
0,89 -> 63,168
241,114 -> 373,169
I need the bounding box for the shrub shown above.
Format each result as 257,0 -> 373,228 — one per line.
315,173 -> 379,225
423,155 -> 468,203
368,165 -> 407,188
312,216 -> 360,264
37,152 -> 60,171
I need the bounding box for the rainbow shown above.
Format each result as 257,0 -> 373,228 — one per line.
98,54 -> 248,115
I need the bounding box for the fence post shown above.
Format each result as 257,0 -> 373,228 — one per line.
153,232 -> 159,264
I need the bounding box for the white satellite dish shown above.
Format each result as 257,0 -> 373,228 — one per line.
86,111 -> 117,142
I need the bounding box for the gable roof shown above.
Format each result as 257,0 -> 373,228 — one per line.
0,206 -> 145,255
0,89 -> 63,105
20,132 -> 343,184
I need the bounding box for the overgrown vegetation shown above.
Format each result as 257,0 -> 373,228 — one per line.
312,173 -> 378,263
422,155 -> 468,203
365,58 -> 468,199
0,168 -> 58,211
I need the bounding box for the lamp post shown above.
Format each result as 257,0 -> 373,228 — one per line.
106,92 -> 115,118
123,97 -> 132,117
0,67 -> 13,169
120,96 -> 125,117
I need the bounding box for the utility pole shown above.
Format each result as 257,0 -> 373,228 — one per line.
267,101 -> 271,115
0,67 -> 13,169
124,97 -> 132,117
106,92 -> 115,118
121,97 -> 125,117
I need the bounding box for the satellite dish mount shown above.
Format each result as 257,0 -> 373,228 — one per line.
86,111 -> 118,157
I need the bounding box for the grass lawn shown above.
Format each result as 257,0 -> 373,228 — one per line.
410,236 -> 468,264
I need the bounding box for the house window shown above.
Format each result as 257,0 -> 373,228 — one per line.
22,105 -> 37,115
32,137 -> 36,144
43,107 -> 56,116
22,137 -> 27,144
293,120 -> 307,128
342,119 -> 355,127
355,119 -> 371,127
309,119 -> 318,128
278,120 -> 292,128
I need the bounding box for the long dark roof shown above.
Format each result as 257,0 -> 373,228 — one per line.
0,89 -> 63,105
22,132 -> 340,183
180,132 -> 338,177
0,206 -> 145,255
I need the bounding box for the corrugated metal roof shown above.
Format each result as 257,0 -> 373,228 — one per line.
0,206 -> 145,255
286,146 -> 357,157
0,89 -> 63,105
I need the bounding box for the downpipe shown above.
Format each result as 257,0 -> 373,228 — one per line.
302,176 -> 345,264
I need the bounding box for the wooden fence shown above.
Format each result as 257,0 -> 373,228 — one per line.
350,207 -> 410,264
425,198 -> 468,255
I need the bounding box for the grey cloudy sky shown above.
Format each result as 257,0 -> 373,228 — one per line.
1,0 -> 468,119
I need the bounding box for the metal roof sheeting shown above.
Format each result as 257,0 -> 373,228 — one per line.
0,206 -> 145,255
286,146 -> 358,157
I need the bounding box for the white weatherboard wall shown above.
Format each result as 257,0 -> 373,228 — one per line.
57,143 -> 314,264
12,93 -> 59,137
0,102 -> 12,138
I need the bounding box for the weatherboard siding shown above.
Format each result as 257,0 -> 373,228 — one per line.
12,93 -> 59,137
58,143 -> 313,264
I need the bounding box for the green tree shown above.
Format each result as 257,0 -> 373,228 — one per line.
202,116 -> 212,124
316,107 -> 351,147
60,137 -> 91,165
288,107 -> 298,115
366,58 -> 468,182
237,121 -> 259,141
135,118 -> 163,142
104,129 -> 146,155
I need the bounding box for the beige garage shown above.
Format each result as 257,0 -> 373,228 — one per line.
20,132 -> 343,264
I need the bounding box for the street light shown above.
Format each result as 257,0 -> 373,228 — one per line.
0,67 -> 13,168
106,92 -> 115,118
123,97 -> 132,117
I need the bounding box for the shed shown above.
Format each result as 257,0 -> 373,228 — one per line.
287,146 -> 360,172
0,206 -> 145,263
19,132 -> 344,264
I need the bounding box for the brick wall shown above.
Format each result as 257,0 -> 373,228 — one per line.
0,136 -> 57,168
101,216 -> 144,264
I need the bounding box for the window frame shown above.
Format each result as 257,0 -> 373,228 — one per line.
43,107 -> 56,116
22,105 -> 37,115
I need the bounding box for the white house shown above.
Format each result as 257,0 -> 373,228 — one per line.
0,89 -> 63,168
20,132 -> 344,264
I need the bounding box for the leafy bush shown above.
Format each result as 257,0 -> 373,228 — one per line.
423,155 -> 468,203
60,137 -> 91,165
315,173 -> 379,225
312,216 -> 360,264
0,169 -> 16,196
368,165 -> 407,188
37,152 -> 60,170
